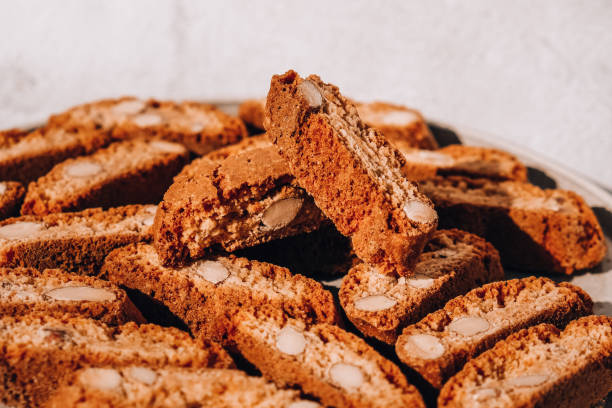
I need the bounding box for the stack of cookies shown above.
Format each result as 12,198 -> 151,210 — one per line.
0,73 -> 608,408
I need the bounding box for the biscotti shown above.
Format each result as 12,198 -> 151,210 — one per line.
102,243 -> 339,345
399,144 -> 527,181
0,125 -> 112,184
438,315 -> 612,408
48,366 -> 316,408
50,97 -> 247,155
0,204 -> 155,274
0,181 -> 25,219
266,70 -> 437,275
204,133 -> 272,162
231,306 -> 426,408
153,143 -> 326,266
339,229 -> 503,344
421,176 -> 607,274
355,101 -> 438,150
21,139 -> 189,215
239,98 -> 268,131
0,313 -> 233,407
396,277 -> 593,388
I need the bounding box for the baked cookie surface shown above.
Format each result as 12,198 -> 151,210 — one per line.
0,181 -> 25,220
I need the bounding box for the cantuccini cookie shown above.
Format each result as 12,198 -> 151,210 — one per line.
48,366 -> 316,408
355,101 -> 438,150
438,315 -> 612,408
0,124 -> 112,184
0,204 -> 155,274
103,244 -> 339,345
0,181 -> 25,220
339,229 -> 503,344
395,277 -> 593,389
0,267 -> 144,325
153,143 -> 326,266
204,133 -> 271,162
239,98 -> 268,131
50,97 -> 247,155
231,306 -> 426,408
21,139 -> 189,215
422,176 -> 607,274
399,144 -> 527,181
0,313 -> 233,407
266,70 -> 438,275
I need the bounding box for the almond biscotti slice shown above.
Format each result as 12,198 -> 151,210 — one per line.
266,71 -> 438,275
438,315 -> 612,408
239,98 -> 268,131
339,229 -> 503,344
153,143 -> 326,266
0,313 -> 233,407
204,133 -> 272,162
103,244 -> 339,345
0,205 -> 155,274
396,277 -> 593,389
399,144 -> 527,181
21,139 -> 189,215
48,366 -> 315,408
231,306 -> 425,408
50,97 -> 247,155
421,176 -> 607,274
0,267 -> 144,325
0,124 -> 112,184
355,101 -> 438,150
0,181 -> 25,220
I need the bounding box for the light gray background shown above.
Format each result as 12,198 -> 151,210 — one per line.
1,1 -> 611,188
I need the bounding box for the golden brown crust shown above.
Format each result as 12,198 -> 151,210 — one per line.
0,181 -> 25,220
266,70 -> 437,275
438,315 -> 612,408
396,277 -> 593,388
204,133 -> 271,162
339,229 -> 503,344
422,176 -> 607,274
102,243 -> 339,346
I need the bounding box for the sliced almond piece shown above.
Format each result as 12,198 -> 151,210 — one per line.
150,140 -> 188,154
329,363 -> 364,390
354,294 -> 397,312
448,316 -> 490,337
79,367 -> 123,391
0,182 -> 6,195
403,150 -> 455,167
0,222 -> 44,240
404,334 -> 445,360
403,200 -> 437,224
261,198 -> 303,230
276,326 -> 306,356
64,161 -> 103,178
195,260 -> 230,284
111,99 -> 146,115
472,387 -> 500,401
133,113 -> 162,127
506,374 -> 548,388
377,110 -> 418,126
45,286 -> 116,302
288,401 -> 321,408
298,80 -> 323,108
404,273 -> 435,289
190,123 -> 204,133
126,366 -> 158,385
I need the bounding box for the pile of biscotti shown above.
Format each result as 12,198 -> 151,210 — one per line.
0,71 -> 609,408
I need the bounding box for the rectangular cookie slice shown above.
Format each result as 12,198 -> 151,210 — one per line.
421,176 -> 607,274
230,306 -> 426,408
438,315 -> 612,408
153,143 -> 326,266
102,243 -> 339,346
395,277 -> 593,388
48,366 -> 315,408
399,144 -> 527,181
0,267 -> 144,326
0,204 -> 156,274
266,70 -> 438,275
21,138 -> 189,215
0,181 -> 25,220
339,229 -> 503,344
50,97 -> 247,155
0,313 -> 233,407
354,101 -> 438,150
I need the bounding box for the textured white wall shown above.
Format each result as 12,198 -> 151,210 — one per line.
1,0 -> 611,187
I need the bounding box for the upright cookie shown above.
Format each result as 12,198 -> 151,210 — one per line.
339,229 -> 503,344
103,244 -> 339,345
422,176 -> 606,274
0,267 -> 144,325
0,181 -> 25,219
50,97 -> 247,155
438,315 -> 612,408
0,313 -> 233,407
0,204 -> 155,274
153,143 -> 326,266
355,101 -> 438,150
396,277 -> 593,388
399,144 -> 527,181
231,306 -> 425,408
48,366 -> 315,408
22,139 -> 189,215
266,70 -> 437,275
